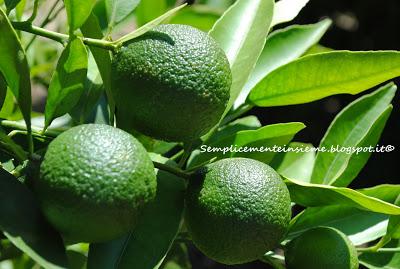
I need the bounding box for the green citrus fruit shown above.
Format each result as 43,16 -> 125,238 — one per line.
112,24 -> 231,142
285,226 -> 359,269
185,158 -> 292,265
33,124 -> 157,243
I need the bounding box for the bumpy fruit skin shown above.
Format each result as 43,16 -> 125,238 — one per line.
185,158 -> 292,265
112,24 -> 231,142
285,226 -> 359,269
33,124 -> 157,243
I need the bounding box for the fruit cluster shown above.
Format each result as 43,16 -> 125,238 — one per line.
32,24 -> 359,268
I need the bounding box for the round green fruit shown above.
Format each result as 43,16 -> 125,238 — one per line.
185,158 -> 292,265
33,124 -> 157,243
112,24 -> 232,142
285,226 -> 359,269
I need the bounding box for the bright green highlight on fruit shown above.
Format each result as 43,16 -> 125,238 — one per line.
185,158 -> 291,265
285,226 -> 359,269
34,124 -> 157,243
112,24 -> 232,142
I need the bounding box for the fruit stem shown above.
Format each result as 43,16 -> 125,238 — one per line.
12,22 -> 118,51
178,142 -> 194,168
358,247 -> 400,253
153,161 -> 191,179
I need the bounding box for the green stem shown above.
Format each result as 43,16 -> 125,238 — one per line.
27,0 -> 39,22
1,120 -> 63,138
153,161 -> 191,179
170,149 -> 184,161
358,247 -> 400,253
12,22 -> 118,51
178,142 -> 193,168
26,0 -> 62,50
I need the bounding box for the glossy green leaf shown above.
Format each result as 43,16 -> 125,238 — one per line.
0,73 -> 6,109
272,0 -> 310,26
0,126 -> 27,162
0,8 -> 31,136
386,195 -> 400,238
106,0 -> 140,28
235,19 -> 331,108
88,156 -> 185,269
289,206 -> 388,246
64,0 -> 97,31
249,51 -> 400,107
4,0 -> 21,13
311,84 -> 396,186
80,13 -> 114,123
116,4 -> 187,44
285,178 -> 400,215
135,0 -> 167,26
288,185 -> 400,246
208,115 -> 261,144
359,240 -> 400,269
304,44 -> 333,55
209,0 -> 274,113
0,88 -> 15,119
276,142 -> 315,183
169,5 -> 222,31
371,195 -> 400,250
189,122 -> 305,168
69,53 -> 103,123
0,168 -> 68,269
44,37 -> 88,129
14,0 -> 26,20
359,185 -> 400,202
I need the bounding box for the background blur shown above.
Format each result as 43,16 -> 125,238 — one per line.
185,0 -> 400,268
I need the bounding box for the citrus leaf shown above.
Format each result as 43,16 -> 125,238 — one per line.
0,168 -> 68,269
116,4 -> 187,44
371,195 -> 400,250
359,240 -> 400,269
169,5 -> 222,32
80,13 -> 114,124
135,0 -> 167,26
69,53 -> 104,123
0,126 -> 27,162
87,156 -> 185,269
235,19 -> 331,108
288,185 -> 400,246
106,0 -> 140,27
272,0 -> 310,26
209,0 -> 274,113
311,83 -> 396,186
64,0 -> 97,31
207,115 -> 261,144
276,142 -> 315,183
44,37 -> 88,130
249,51 -> 400,107
0,8 -> 31,139
4,0 -> 21,13
289,206 -> 388,246
0,89 -> 17,120
0,73 -> 6,109
386,195 -> 400,239
285,178 -> 400,215
189,122 -> 305,168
